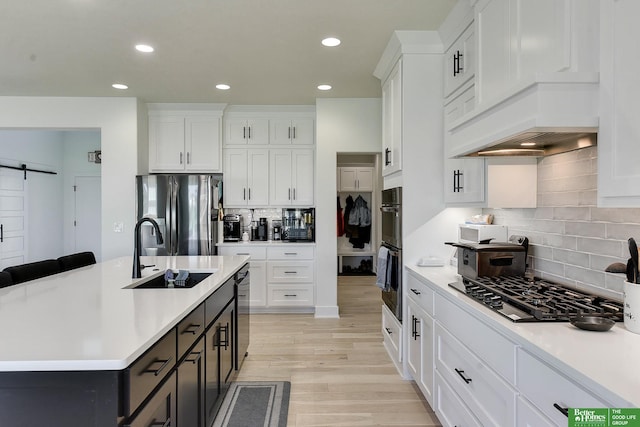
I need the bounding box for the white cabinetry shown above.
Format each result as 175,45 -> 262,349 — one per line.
406,272 -> 435,406
269,149 -> 314,206
148,105 -> 224,173
266,245 -> 315,308
338,167 -> 374,192
444,23 -> 475,98
380,59 -> 402,177
223,149 -> 269,207
598,0 -> 640,207
270,118 -> 314,145
217,245 -> 267,307
382,304 -> 402,373
444,158 -> 485,205
224,118 -> 269,145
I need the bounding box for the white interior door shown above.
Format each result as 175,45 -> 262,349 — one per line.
0,168 -> 27,269
74,176 -> 101,261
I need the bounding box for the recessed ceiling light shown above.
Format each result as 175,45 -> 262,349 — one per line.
135,44 -> 154,53
520,142 -> 536,147
112,83 -> 128,90
321,37 -> 341,47
317,84 -> 332,91
216,84 -> 231,90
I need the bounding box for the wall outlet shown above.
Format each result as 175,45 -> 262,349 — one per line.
113,221 -> 124,233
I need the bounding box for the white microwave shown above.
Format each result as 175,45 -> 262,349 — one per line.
458,224 -> 507,244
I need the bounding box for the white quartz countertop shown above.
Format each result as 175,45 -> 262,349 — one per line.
406,264 -> 640,408
0,255 -> 248,372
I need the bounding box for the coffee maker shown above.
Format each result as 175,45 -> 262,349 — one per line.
272,220 -> 282,241
257,218 -> 268,241
223,214 -> 243,242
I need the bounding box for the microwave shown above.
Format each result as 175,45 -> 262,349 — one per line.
458,224 -> 507,244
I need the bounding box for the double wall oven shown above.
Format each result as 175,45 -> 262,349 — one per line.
380,187 -> 402,322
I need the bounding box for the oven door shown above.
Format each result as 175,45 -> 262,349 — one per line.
381,204 -> 401,249
381,242 -> 402,322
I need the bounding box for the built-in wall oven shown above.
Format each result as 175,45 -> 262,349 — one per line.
380,187 -> 402,322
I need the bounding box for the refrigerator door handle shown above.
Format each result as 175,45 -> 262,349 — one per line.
171,177 -> 179,255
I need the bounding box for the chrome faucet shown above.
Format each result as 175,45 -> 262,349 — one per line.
132,217 -> 164,278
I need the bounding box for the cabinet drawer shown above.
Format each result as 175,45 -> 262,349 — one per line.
435,323 -> 516,427
516,348 -> 612,425
124,329 -> 177,417
435,294 -> 516,383
516,396 -> 555,427
218,245 -> 267,260
382,304 -> 401,364
434,371 -> 481,427
205,277 -> 235,326
267,261 -> 314,283
267,285 -> 314,306
177,302 -> 205,359
267,245 -> 314,260
124,371 -> 176,427
406,271 -> 434,315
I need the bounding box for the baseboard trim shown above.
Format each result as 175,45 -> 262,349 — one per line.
314,305 -> 340,318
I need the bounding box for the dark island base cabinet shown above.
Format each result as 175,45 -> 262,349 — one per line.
0,264 -> 248,427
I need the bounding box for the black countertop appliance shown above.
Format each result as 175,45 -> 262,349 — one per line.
282,208 -> 314,242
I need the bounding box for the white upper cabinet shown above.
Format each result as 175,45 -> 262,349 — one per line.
444,23 -> 475,98
225,118 -> 269,145
444,158 -> 485,205
598,0 -> 640,207
269,149 -> 314,206
338,167 -> 374,192
270,118 -> 315,145
223,149 -> 269,207
380,59 -> 403,177
148,104 -> 225,173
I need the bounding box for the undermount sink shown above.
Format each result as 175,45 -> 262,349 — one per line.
127,270 -> 213,289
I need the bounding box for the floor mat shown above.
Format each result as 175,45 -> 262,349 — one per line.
212,381 -> 290,427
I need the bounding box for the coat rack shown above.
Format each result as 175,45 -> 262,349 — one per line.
0,163 -> 57,180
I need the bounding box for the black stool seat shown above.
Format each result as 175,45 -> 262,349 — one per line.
0,271 -> 13,288
4,259 -> 61,284
57,252 -> 97,272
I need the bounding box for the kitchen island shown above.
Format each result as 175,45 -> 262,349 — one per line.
406,264 -> 640,426
0,255 -> 249,427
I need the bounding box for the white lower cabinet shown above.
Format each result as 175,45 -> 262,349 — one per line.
516,396 -> 555,427
217,244 -> 316,310
516,348 -> 613,426
407,299 -> 434,406
435,323 -> 516,427
434,370 -> 481,427
382,304 -> 402,372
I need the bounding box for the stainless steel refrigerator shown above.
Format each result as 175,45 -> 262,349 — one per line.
135,174 -> 222,256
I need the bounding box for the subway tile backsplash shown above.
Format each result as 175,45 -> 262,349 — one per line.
484,146 -> 640,300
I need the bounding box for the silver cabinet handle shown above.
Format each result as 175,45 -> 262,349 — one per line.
288,188 -> 291,200
293,126 -> 296,139
284,294 -> 297,297
248,188 -> 251,200
248,126 -> 251,139
293,188 -> 296,200
187,152 -> 190,164
180,152 -> 183,164
284,271 -> 297,274
288,127 -> 291,139
243,126 -> 246,139
243,188 -> 246,200
284,252 -> 298,255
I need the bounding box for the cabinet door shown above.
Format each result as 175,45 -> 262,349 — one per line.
290,118 -> 315,145
476,0 -> 514,103
407,300 -> 434,407
516,396 -> 555,427
269,149 -> 293,205
223,149 -> 249,206
225,118 -> 249,145
177,337 -> 205,427
249,260 -> 267,307
291,149 -> 314,206
246,118 -> 270,145
382,60 -> 402,176
444,158 -> 485,204
186,115 -> 221,172
270,119 -> 294,145
444,23 -> 475,98
246,149 -> 269,205
204,324 -> 221,425
355,168 -> 373,191
407,301 -> 422,388
598,0 -> 640,205
149,115 -> 185,171
218,303 -> 235,390
339,168 -> 358,192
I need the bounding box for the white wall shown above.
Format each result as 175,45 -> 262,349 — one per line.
315,98 -> 382,318
62,130 -> 101,256
0,97 -> 139,261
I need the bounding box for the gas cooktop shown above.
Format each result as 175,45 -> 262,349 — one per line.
449,276 -> 624,322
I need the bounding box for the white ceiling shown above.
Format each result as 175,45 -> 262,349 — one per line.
2,0 -> 456,105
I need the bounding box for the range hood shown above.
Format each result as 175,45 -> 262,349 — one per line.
447,73 -> 600,158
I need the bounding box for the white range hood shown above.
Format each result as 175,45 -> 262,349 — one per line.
446,72 -> 600,158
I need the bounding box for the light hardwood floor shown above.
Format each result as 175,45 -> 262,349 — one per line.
236,275 -> 441,427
